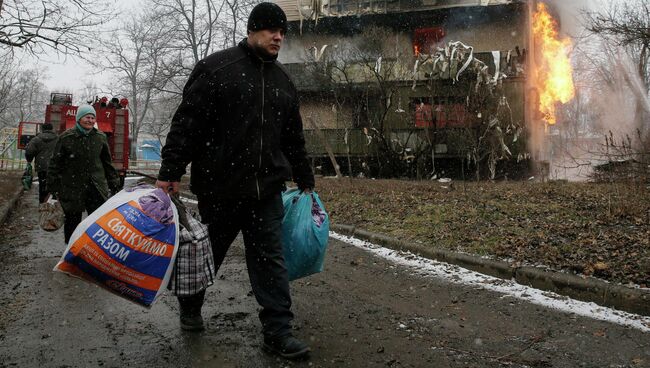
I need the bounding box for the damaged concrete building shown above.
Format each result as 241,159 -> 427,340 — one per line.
276,0 -> 538,178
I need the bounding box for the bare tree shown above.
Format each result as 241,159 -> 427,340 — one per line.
463,85 -> 522,181
0,64 -> 49,129
87,0 -> 254,163
77,81 -> 103,105
0,0 -> 114,55
0,52 -> 16,124
223,0 -> 257,47
584,1 -> 649,128
151,0 -> 223,63
582,0 -> 650,175
92,14 -> 172,160
304,49 -> 364,177
12,68 -> 48,122
141,96 -> 177,157
147,0 -> 227,96
584,0 -> 650,89
340,26 -> 421,177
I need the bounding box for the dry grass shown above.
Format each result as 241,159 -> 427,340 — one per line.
317,177 -> 650,287
0,171 -> 22,205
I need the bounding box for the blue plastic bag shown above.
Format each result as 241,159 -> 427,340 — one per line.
281,188 -> 330,281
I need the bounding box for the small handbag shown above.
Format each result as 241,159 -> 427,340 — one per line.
21,163 -> 33,190
168,196 -> 216,296
39,195 -> 64,232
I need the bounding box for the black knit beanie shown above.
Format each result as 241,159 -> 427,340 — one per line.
247,2 -> 287,33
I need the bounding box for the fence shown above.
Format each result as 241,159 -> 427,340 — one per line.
0,128 -> 26,171
0,127 -> 166,174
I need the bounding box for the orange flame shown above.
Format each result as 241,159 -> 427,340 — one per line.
532,3 -> 575,125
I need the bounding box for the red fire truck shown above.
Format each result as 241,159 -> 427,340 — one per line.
18,93 -> 130,181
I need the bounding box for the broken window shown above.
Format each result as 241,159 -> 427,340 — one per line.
413,27 -> 445,56
412,97 -> 468,128
414,98 -> 434,127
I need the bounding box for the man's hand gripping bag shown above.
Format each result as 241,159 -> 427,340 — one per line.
281,188 -> 330,281
54,186 -> 179,308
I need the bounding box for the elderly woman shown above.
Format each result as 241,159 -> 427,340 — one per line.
48,105 -> 121,244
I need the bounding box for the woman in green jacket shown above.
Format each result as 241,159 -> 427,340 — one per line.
48,105 -> 121,244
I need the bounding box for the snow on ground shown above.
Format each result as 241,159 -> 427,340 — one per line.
331,232 -> 650,333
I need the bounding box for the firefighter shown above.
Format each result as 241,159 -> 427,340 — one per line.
47,105 -> 122,244
156,2 -> 314,360
25,123 -> 58,203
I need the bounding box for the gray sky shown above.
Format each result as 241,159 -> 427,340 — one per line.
28,0 -> 605,96
24,0 -> 144,98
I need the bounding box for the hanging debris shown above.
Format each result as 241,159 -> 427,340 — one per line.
410,41 -> 513,91
374,56 -> 382,74
297,0 -> 323,33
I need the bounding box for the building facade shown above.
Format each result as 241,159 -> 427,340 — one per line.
277,0 -> 537,178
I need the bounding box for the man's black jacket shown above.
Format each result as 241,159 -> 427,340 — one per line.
158,39 -> 314,200
25,130 -> 58,172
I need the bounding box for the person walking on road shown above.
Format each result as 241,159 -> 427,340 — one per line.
156,2 -> 314,360
47,105 -> 122,244
25,123 -> 58,203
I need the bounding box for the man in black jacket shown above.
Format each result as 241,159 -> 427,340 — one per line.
25,123 -> 58,203
156,2 -> 314,360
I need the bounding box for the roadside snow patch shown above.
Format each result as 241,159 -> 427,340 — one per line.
331,232 -> 650,333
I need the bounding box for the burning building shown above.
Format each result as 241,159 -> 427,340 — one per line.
276,0 -> 574,179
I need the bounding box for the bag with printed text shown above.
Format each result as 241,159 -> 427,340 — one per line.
54,185 -> 179,308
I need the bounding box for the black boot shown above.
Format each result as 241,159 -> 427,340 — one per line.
263,334 -> 310,359
179,309 -> 204,331
178,293 -> 205,331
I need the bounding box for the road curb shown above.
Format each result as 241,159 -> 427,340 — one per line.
0,186 -> 24,225
331,223 -> 650,316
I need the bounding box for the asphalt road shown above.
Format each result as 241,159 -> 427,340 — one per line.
0,190 -> 648,368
